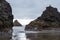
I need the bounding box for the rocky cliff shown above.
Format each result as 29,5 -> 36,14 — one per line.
13,20 -> 22,26
0,0 -> 13,40
0,0 -> 13,31
25,6 -> 60,31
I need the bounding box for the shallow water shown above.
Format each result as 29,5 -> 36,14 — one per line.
12,26 -> 60,40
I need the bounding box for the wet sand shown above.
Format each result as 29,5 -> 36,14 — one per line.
0,32 -> 12,40
26,33 -> 60,40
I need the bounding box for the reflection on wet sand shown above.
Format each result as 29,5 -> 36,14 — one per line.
26,33 -> 60,40
12,27 -> 60,40
0,32 -> 12,40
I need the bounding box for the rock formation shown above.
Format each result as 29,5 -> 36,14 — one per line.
13,20 -> 22,26
25,6 -> 60,31
0,0 -> 13,40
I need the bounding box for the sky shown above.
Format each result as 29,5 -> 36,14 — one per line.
6,0 -> 60,25
6,0 -> 60,19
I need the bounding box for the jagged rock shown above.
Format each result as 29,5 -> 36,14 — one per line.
13,20 -> 22,26
25,6 -> 60,31
0,0 -> 13,40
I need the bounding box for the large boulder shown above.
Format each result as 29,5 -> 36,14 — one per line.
0,0 -> 13,40
25,6 -> 60,31
13,20 -> 22,26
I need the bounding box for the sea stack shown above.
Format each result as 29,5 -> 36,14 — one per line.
13,20 -> 22,26
0,0 -> 13,40
25,6 -> 60,31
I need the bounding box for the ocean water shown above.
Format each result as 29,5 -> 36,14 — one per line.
12,26 -> 60,40
12,26 -> 27,40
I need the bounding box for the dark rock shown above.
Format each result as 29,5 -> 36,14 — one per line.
25,6 -> 60,31
13,20 -> 22,26
0,0 -> 13,40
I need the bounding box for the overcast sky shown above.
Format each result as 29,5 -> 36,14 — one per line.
6,0 -> 60,19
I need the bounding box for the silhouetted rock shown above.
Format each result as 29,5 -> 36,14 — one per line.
13,20 -> 22,26
0,0 -> 13,31
25,6 -> 60,31
0,0 -> 13,40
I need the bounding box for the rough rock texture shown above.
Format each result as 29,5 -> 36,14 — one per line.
13,20 -> 22,26
0,0 -> 13,40
25,6 -> 60,31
